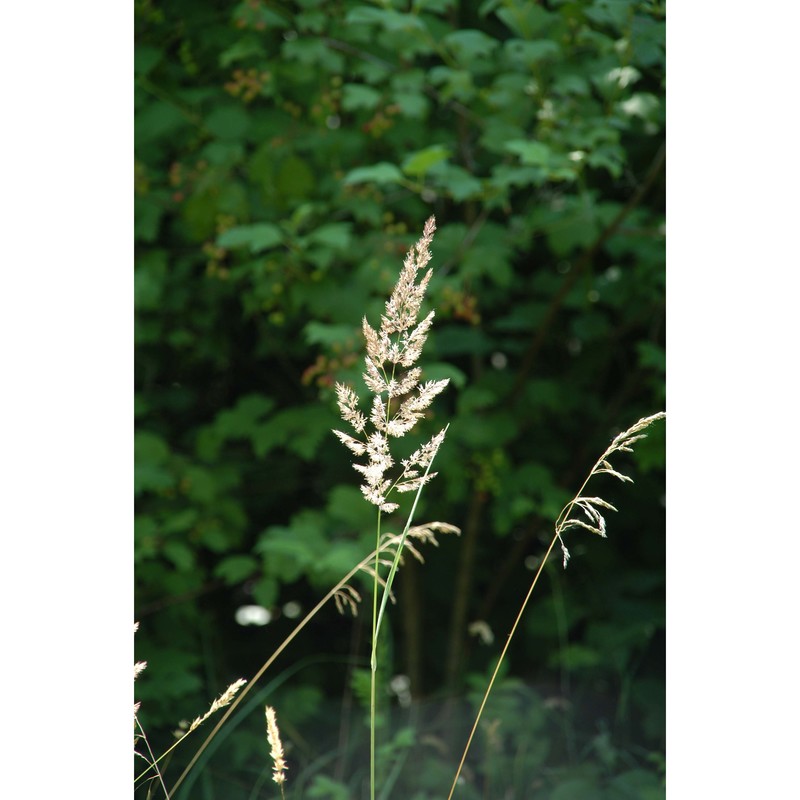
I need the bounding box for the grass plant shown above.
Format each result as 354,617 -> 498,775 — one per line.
133,218 -> 665,799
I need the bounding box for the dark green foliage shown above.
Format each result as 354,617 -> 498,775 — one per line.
135,0 -> 665,796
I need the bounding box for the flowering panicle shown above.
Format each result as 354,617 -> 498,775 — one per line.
187,678 -> 247,732
265,706 -> 288,787
333,216 -> 448,514
556,412 -> 666,568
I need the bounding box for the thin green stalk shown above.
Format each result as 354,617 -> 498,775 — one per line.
374,428 -> 447,641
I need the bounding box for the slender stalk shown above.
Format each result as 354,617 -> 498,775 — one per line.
446,533 -> 559,800
166,541 -> 398,797
447,412 -> 664,798
374,429 -> 446,641
370,509 -> 382,800
135,715 -> 171,799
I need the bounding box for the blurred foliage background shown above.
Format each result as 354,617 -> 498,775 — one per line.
134,0 -> 665,797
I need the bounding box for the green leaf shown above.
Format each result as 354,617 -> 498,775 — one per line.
251,576 -> 278,608
429,163 -> 482,201
162,509 -> 199,534
304,322 -> 357,347
252,406 -> 332,460
345,6 -> 427,33
217,223 -> 283,253
402,145 -> 452,177
503,38 -> 560,66
495,2 -> 557,38
219,38 -> 266,67
428,66 -> 475,101
215,555 -> 260,584
136,101 -> 189,145
505,139 -> 552,167
343,162 -> 404,186
135,431 -> 170,465
214,394 -> 276,439
163,541 -> 196,572
391,91 -> 429,119
304,222 -> 353,251
586,0 -> 633,29
325,485 -> 375,531
204,106 -> 251,140
443,29 -> 499,63
282,38 -> 344,72
341,83 -> 383,111
424,361 -> 468,389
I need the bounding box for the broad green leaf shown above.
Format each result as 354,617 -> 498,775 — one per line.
219,38 -> 266,67
205,106 -> 251,140
282,38 -> 344,72
217,223 -> 283,253
443,29 -> 499,63
162,509 -> 199,535
402,145 -> 452,177
304,222 -> 353,250
392,91 -> 429,119
135,431 -> 170,465
495,2 -> 557,38
251,576 -> 278,608
325,485 -> 375,531
425,361 -> 468,389
428,66 -> 475,101
503,38 -> 560,66
135,101 -> 189,145
304,322 -> 357,347
341,83 -> 383,111
412,0 -> 454,13
214,394 -> 276,439
586,0 -> 633,29
214,555 -> 260,584
345,6 -> 427,32
429,163 -> 482,201
505,139 -> 552,166
163,541 -> 196,572
343,162 -> 404,186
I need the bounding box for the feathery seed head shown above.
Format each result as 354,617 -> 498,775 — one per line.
266,706 -> 288,786
556,412 -> 665,568
188,678 -> 247,732
333,217 -> 449,513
